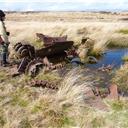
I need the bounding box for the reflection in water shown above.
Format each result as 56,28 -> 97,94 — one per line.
86,48 -> 128,69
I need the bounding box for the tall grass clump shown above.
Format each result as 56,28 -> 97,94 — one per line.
91,33 -> 110,57
0,68 -> 95,127
112,63 -> 128,93
117,29 -> 128,34
103,99 -> 128,128
1,67 -> 128,127
122,52 -> 128,62
33,68 -> 94,127
35,71 -> 62,83
107,36 -> 128,48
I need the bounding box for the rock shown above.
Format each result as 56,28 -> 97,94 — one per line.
71,57 -> 83,66
106,84 -> 119,100
84,86 -> 109,111
87,56 -> 98,63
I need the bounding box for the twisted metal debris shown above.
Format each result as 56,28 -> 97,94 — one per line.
29,79 -> 58,90
14,42 -> 35,58
13,39 -> 71,77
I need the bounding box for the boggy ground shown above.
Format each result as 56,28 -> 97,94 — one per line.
0,63 -> 128,128
0,11 -> 128,127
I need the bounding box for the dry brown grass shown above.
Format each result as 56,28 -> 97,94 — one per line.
112,63 -> 128,93
1,12 -> 128,127
0,68 -> 94,127
5,12 -> 128,52
0,67 -> 128,127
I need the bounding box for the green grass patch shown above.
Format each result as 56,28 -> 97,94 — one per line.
0,69 -> 8,82
91,117 -> 106,128
122,54 -> 128,62
11,95 -> 29,107
10,87 -> 31,107
36,71 -> 62,83
31,100 -> 75,127
45,109 -> 75,127
112,64 -> 128,93
0,109 -> 6,127
107,40 -> 128,48
31,40 -> 44,49
117,29 -> 128,34
0,116 -> 6,127
89,50 -> 103,57
111,100 -> 124,111
31,102 -> 49,114
31,104 -> 43,113
106,109 -> 128,128
18,118 -> 31,128
107,36 -> 128,48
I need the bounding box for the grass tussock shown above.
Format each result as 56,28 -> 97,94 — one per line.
4,12 -> 128,57
109,100 -> 128,111
112,63 -> 128,93
1,12 -> 128,127
0,67 -> 128,127
0,68 -> 95,127
117,29 -> 128,34
35,70 -> 62,83
6,20 -> 128,48
103,99 -> 128,128
89,49 -> 104,57
91,41 -> 107,57
107,35 -> 128,48
122,53 -> 128,62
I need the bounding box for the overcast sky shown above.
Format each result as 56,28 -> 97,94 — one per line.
0,0 -> 128,11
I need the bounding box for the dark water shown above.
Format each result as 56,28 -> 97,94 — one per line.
86,48 -> 128,69
55,49 -> 128,87
84,48 -> 128,87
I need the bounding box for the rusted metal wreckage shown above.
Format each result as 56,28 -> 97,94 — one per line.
85,84 -> 119,111
36,33 -> 68,47
13,33 -> 74,77
11,33 -> 119,108
28,79 -> 58,90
